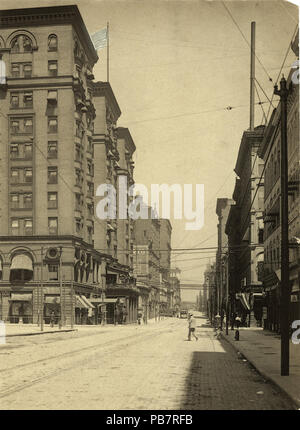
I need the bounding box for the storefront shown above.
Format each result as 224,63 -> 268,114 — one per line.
9,292 -> 33,323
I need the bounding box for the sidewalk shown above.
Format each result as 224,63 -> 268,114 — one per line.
2,317 -> 166,337
221,326 -> 300,409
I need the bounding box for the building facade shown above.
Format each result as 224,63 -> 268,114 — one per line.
258,66 -> 299,331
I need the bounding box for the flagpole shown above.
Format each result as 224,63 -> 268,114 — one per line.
107,21 -> 109,82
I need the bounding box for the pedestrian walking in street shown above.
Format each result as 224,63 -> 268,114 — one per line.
187,314 -> 198,341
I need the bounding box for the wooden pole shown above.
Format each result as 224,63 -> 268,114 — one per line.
250,22 -> 256,130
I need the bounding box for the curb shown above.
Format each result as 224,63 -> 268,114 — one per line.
220,332 -> 300,410
5,329 -> 77,338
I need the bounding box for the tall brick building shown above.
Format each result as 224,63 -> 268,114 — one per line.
0,5 -> 138,326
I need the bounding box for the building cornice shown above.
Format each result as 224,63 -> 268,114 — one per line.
117,127 -> 136,154
93,81 -> 121,120
0,5 -> 98,65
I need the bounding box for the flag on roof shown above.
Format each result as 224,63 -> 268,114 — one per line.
90,28 -> 108,51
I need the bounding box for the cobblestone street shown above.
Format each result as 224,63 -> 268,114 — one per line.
0,317 -> 295,410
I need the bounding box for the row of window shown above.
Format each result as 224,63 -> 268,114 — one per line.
10,90 -> 57,109
11,60 -> 57,78
11,217 -> 58,236
10,192 -> 58,210
10,117 -> 58,135
10,34 -> 58,54
10,141 -> 57,160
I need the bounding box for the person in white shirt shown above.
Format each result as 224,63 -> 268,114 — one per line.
188,314 -> 198,341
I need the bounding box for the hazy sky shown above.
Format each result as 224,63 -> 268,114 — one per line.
1,0 -> 298,291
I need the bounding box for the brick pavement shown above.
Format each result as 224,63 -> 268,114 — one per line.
0,317 -> 295,409
220,325 -> 300,408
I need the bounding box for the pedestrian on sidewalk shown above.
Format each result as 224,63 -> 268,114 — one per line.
235,315 -> 241,328
187,314 -> 198,341
50,311 -> 55,328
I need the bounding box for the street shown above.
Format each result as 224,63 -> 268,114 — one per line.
0,316 -> 294,410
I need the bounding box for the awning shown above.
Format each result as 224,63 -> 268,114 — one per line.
11,254 -> 33,271
44,296 -> 60,304
75,295 -> 89,309
80,295 -> 95,309
10,293 -> 32,301
47,91 -> 57,101
92,298 -> 119,304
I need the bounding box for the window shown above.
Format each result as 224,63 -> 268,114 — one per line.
11,194 -> 19,209
11,219 -> 19,235
24,219 -> 33,235
10,143 -> 19,159
75,193 -> 81,210
48,35 -> 58,52
87,182 -> 94,196
75,144 -> 81,162
24,193 -> 32,209
24,168 -> 33,183
23,92 -> 33,108
10,93 -> 19,108
24,118 -> 33,133
47,90 -> 57,104
11,63 -> 20,77
48,217 -> 58,235
75,169 -> 81,186
87,226 -> 93,243
48,192 -> 58,209
48,60 -> 58,77
23,63 -> 32,78
87,160 -> 93,176
48,141 -> 57,158
75,219 -> 81,233
24,143 -> 32,159
23,37 -> 32,53
10,120 -> 20,134
48,167 -> 58,184
11,36 -> 20,53
48,264 -> 58,281
11,169 -> 19,183
258,228 -> 264,244
48,117 -> 58,133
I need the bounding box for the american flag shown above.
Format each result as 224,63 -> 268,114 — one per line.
90,28 -> 108,51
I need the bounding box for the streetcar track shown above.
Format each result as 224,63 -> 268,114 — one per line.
0,325 -> 177,399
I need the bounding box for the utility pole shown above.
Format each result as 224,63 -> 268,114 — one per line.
250,21 -> 256,131
274,76 -> 291,376
59,246 -> 63,329
225,255 -> 229,335
40,247 -> 44,331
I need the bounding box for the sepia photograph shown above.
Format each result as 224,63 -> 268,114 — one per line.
0,0 -> 299,415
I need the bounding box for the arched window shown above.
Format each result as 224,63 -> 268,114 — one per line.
48,34 -> 57,51
11,35 -> 33,53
